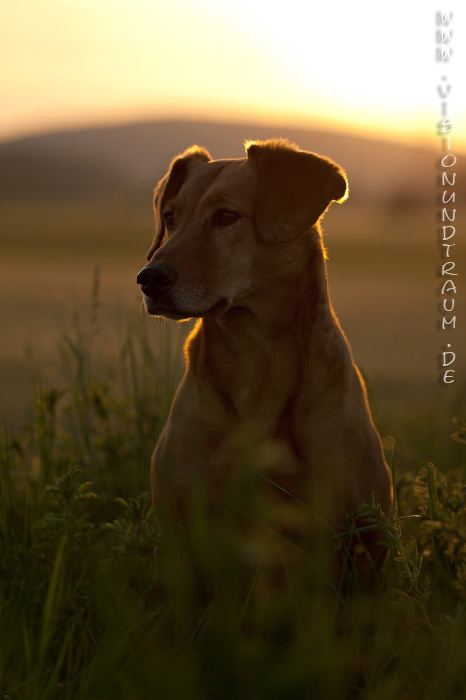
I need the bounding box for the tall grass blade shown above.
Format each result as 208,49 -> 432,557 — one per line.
39,535 -> 68,661
426,462 -> 440,521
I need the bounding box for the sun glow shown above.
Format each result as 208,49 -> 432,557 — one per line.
1,0 -> 465,147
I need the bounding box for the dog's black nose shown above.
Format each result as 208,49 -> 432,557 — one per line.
137,264 -> 178,297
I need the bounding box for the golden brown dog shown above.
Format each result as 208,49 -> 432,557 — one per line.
137,138 -> 392,574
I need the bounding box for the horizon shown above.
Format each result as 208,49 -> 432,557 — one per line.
1,112 -> 462,155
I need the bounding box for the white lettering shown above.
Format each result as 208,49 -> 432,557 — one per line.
441,154 -> 456,167
442,191 -> 455,204
442,226 -> 455,240
443,298 -> 455,312
442,208 -> 456,221
441,280 -> 457,294
442,118 -> 456,132
443,244 -> 455,257
442,262 -> 457,275
442,172 -> 456,186
443,369 -> 455,384
443,351 -> 455,366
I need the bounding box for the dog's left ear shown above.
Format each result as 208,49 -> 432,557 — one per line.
246,139 -> 348,242
147,145 -> 212,260
147,174 -> 169,260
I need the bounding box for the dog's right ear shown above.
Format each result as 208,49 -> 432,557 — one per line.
246,138 -> 348,243
146,145 -> 212,261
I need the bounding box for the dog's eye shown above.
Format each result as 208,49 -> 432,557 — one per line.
211,208 -> 240,227
163,212 -> 174,230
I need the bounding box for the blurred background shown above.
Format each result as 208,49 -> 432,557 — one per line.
1,0 -> 465,467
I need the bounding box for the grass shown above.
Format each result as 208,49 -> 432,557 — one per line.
1,275 -> 466,699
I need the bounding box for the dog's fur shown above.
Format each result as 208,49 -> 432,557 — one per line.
138,138 -> 392,572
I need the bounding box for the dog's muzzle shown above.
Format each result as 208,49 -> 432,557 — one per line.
137,263 -> 178,299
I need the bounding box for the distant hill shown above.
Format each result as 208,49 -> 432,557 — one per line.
0,119 -> 442,204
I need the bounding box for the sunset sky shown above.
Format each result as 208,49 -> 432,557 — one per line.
2,0 -> 465,147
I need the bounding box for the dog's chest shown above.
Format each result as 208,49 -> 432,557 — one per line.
226,338 -> 300,429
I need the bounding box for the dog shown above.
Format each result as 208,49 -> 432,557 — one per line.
137,138 -> 392,579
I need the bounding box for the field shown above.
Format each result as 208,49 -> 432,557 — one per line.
1,196 -> 466,698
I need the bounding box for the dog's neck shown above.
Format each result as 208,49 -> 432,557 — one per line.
217,231 -> 329,334
186,227 -> 348,425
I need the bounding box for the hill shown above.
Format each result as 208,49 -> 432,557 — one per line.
0,119 -> 440,204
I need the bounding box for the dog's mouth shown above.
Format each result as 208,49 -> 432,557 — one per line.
144,296 -> 228,320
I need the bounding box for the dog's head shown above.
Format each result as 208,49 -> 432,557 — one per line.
137,139 -> 348,319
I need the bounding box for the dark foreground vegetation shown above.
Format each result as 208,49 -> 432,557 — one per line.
1,298 -> 466,700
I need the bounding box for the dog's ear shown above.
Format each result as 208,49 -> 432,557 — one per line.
146,145 -> 212,260
245,138 -> 348,243
147,174 -> 169,260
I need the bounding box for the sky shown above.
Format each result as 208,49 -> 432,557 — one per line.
1,0 -> 465,148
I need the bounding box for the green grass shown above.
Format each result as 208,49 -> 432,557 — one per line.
1,275 -> 466,699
